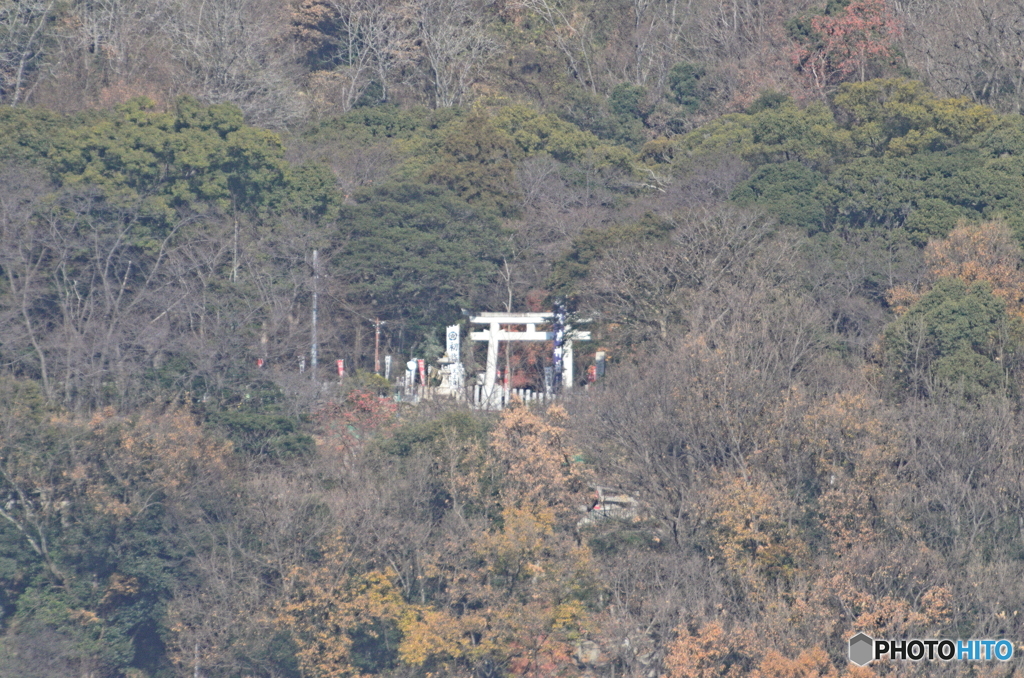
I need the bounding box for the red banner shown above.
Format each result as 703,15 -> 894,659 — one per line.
337,359 -> 344,377
417,359 -> 426,386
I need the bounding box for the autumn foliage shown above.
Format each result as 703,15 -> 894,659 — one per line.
277,402 -> 595,678
889,220 -> 1024,319
9,16 -> 1024,669
794,0 -> 903,91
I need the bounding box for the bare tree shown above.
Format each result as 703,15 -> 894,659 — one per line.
166,468 -> 331,677
517,0 -> 597,90
297,0 -> 416,112
898,0 -> 1024,112
415,0 -> 500,107
0,628 -> 92,678
44,0 -> 174,105
0,0 -> 57,104
583,204 -> 772,342
595,0 -> 699,91
165,0 -> 307,126
0,168 -> 55,396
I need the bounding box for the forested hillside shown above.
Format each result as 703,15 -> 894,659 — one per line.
4,0 -> 1024,676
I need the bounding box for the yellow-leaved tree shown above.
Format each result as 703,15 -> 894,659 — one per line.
664,389 -> 954,678
282,534 -> 411,678
280,402 -> 596,678
401,402 -> 596,678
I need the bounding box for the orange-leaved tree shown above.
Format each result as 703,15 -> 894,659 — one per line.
489,402 -> 588,512
313,390 -> 398,468
663,620 -> 760,678
85,406 -> 231,518
696,470 -> 808,600
794,0 -> 903,91
889,220 -> 1024,318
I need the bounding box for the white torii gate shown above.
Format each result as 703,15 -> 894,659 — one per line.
469,312 -> 590,408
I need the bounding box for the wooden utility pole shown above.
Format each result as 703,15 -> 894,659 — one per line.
311,249 -> 319,380
374,317 -> 382,374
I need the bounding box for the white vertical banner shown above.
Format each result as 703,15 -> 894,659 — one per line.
384,355 -> 392,380
406,360 -> 417,394
446,325 -> 463,392
446,325 -> 460,362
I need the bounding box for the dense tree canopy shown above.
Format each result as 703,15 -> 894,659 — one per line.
7,0 -> 1024,674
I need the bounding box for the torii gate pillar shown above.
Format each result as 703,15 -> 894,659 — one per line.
484,320 -> 501,403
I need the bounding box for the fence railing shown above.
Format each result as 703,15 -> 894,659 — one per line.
393,380 -> 558,409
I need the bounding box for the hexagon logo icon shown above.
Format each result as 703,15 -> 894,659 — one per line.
849,633 -> 874,666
